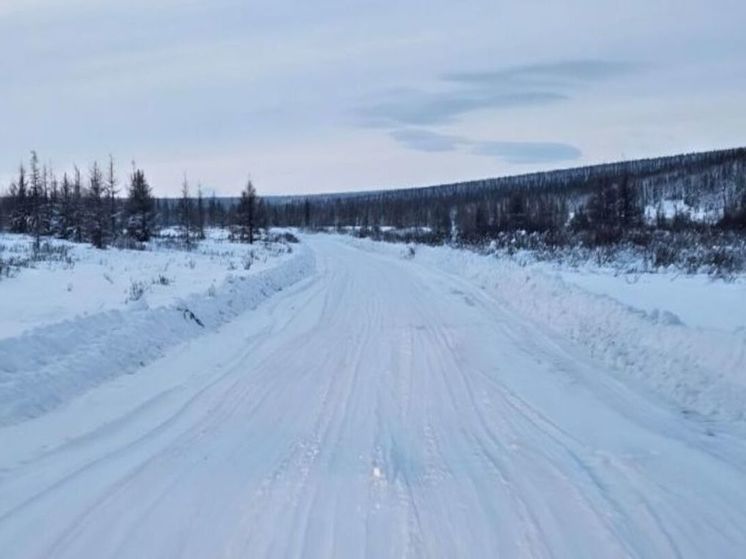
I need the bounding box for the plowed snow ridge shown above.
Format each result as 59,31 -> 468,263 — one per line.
0,244 -> 314,425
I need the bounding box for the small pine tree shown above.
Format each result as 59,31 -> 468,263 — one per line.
236,179 -> 257,243
126,168 -> 155,242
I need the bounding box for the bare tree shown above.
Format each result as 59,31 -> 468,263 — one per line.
179,175 -> 193,249
106,155 -> 119,242
71,166 -> 84,243
87,162 -> 106,249
29,151 -> 43,251
196,184 -> 206,240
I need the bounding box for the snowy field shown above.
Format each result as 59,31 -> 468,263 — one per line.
1,232 -> 745,557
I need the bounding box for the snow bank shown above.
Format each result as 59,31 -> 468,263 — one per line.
346,236 -> 746,422
547,268 -> 746,332
0,244 -> 315,426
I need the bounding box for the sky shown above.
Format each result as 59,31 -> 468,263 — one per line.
1,0 -> 745,196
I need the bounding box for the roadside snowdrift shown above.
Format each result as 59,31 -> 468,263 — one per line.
0,244 -> 315,426
346,236 -> 746,422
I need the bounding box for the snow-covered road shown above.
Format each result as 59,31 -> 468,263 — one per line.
2,236 -> 745,558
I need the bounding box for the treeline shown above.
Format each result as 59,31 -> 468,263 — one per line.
0,152 -> 264,248
4,147 -> 745,252
267,147 -> 746,244
153,182 -> 267,244
0,152 -> 156,249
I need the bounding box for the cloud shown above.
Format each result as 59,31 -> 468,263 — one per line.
389,129 -> 464,152
444,60 -> 640,87
359,90 -> 566,126
361,90 -> 565,127
359,59 -> 637,127
390,128 -> 581,164
471,141 -> 582,164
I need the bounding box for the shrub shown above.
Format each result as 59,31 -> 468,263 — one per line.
126,280 -> 146,302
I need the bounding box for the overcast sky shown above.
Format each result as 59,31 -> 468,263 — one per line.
1,0 -> 745,196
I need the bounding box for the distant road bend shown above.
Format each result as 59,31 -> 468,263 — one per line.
1,236 -> 745,558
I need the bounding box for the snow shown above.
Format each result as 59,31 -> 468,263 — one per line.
645,199 -> 692,221
644,198 -> 722,223
347,236 -> 746,422
1,233 -> 746,557
0,232 -> 314,425
547,267 -> 746,332
0,230 -> 291,339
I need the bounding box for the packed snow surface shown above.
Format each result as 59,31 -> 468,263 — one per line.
1,234 -> 746,558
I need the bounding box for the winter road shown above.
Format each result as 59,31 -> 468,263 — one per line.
1,236 -> 745,558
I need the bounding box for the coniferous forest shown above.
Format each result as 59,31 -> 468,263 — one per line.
266,147 -> 746,236
2,147 -> 745,271
0,154 -> 263,249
